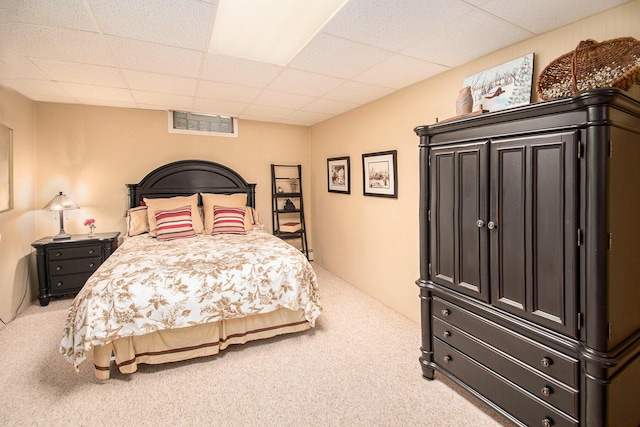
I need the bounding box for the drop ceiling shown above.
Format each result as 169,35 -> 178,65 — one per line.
0,0 -> 632,126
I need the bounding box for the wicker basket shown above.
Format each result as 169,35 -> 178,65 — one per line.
536,37 -> 640,100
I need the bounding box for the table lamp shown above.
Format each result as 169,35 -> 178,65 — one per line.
42,191 -> 79,240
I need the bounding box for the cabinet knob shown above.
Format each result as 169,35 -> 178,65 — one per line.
541,357 -> 552,368
476,219 -> 485,228
541,418 -> 553,427
541,386 -> 552,397
441,309 -> 450,317
89,263 -> 94,268
55,252 -> 62,257
443,355 -> 451,363
56,281 -> 62,287
487,221 -> 497,230
89,249 -> 94,254
56,266 -> 62,271
443,331 -> 451,338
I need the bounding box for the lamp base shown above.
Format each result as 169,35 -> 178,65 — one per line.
52,233 -> 72,241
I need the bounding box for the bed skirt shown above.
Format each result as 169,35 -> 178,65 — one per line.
92,308 -> 310,379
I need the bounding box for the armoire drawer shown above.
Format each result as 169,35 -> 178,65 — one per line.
433,317 -> 578,417
433,297 -> 578,387
434,339 -> 578,427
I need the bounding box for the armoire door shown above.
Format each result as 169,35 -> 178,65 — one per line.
489,132 -> 579,337
430,142 -> 489,302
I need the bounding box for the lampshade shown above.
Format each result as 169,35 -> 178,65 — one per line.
43,191 -> 79,240
42,191 -> 80,211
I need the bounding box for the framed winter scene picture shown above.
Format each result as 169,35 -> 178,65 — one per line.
463,53 -> 534,113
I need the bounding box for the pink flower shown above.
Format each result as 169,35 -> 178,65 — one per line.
84,218 -> 95,227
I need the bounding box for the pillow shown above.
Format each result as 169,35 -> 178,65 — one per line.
144,194 -> 203,236
201,193 -> 248,234
212,206 -> 246,235
126,206 -> 149,236
155,206 -> 196,241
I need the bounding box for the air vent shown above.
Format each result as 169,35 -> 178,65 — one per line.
168,111 -> 238,137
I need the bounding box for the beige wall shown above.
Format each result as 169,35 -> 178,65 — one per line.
0,86 -> 37,327
309,0 -> 640,324
33,104 -> 311,241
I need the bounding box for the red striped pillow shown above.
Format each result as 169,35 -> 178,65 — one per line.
155,205 -> 196,241
212,206 -> 246,235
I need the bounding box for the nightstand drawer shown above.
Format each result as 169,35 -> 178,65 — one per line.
51,272 -> 94,292
433,316 -> 578,417
433,297 -> 578,387
433,339 -> 578,427
47,245 -> 102,260
49,256 -> 102,276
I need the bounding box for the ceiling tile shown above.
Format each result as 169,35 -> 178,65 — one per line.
107,36 -> 203,78
4,0 -> 96,32
475,0 -> 632,34
401,9 -> 534,67
121,70 -> 197,96
322,0 -> 473,52
323,81 -> 395,104
201,55 -> 283,88
302,98 -> 358,115
241,104 -> 295,120
268,69 -> 346,97
197,80 -> 262,103
0,54 -> 49,79
282,110 -> 333,126
30,58 -> 125,87
289,33 -> 391,79
131,91 -> 192,110
57,82 -> 134,102
2,23 -> 114,66
253,89 -> 315,110
354,55 -> 449,89
87,0 -> 215,51
0,78 -> 72,97
193,98 -> 248,116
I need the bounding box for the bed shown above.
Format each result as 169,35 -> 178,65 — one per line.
59,160 -> 322,379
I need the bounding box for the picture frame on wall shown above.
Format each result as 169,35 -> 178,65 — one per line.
0,123 -> 13,213
327,156 -> 350,194
362,150 -> 397,198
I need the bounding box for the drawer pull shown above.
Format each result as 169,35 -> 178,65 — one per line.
89,263 -> 94,268
541,418 -> 553,427
441,309 -> 450,317
56,266 -> 62,271
56,281 -> 62,287
541,357 -> 552,368
541,386 -> 552,397
443,355 -> 451,363
443,331 -> 451,338
55,252 -> 62,257
89,249 -> 94,254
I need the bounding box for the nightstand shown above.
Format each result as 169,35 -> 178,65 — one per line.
31,232 -> 120,306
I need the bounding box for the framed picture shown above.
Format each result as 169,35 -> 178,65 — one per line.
0,123 -> 13,213
463,52 -> 534,113
327,156 -> 350,194
362,150 -> 397,198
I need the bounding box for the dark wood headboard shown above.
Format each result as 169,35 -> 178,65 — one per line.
126,160 -> 256,209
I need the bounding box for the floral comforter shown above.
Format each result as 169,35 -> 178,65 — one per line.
60,230 -> 321,370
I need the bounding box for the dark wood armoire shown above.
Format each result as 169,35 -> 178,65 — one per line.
415,88 -> 640,427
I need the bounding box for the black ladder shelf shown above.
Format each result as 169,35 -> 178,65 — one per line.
271,164 -> 308,259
